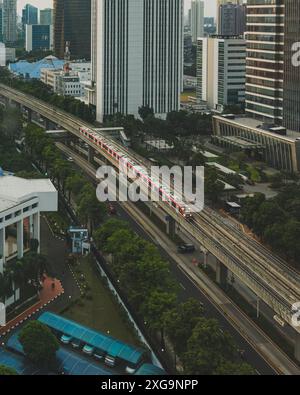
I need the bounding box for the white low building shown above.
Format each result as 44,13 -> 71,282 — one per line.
0,43 -> 16,67
0,175 -> 58,306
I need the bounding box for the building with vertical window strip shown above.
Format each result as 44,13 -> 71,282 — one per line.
191,0 -> 204,43
89,0 -> 183,123
2,0 -> 17,44
245,0 -> 284,124
283,0 -> 300,132
53,0 -> 91,60
26,24 -> 53,52
212,0 -> 300,173
196,36 -> 246,111
0,175 -> 57,307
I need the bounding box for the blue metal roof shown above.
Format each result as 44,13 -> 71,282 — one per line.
9,56 -> 64,79
5,334 -> 115,376
38,312 -> 147,366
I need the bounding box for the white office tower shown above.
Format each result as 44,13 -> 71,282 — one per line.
2,0 -> 17,43
197,36 -> 246,111
191,0 -> 204,43
90,0 -> 183,123
0,43 -> 5,66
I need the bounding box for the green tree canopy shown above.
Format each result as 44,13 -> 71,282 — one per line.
0,365 -> 18,375
19,321 -> 59,367
182,318 -> 237,375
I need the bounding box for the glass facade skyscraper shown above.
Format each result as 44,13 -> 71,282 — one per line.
22,4 -> 38,26
40,9 -> 53,26
53,0 -> 91,60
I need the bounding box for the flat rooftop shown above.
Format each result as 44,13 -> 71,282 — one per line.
0,176 -> 57,213
215,115 -> 300,143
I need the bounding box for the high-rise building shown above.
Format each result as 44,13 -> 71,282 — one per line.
211,0 -> 300,173
216,0 -> 242,32
40,8 -> 53,26
245,0 -> 284,124
2,0 -> 17,43
53,0 -> 91,60
22,4 -> 38,26
26,24 -> 53,52
191,0 -> 204,43
89,0 -> 183,123
197,36 -> 246,111
0,3 -> 3,42
283,0 -> 300,132
219,3 -> 246,36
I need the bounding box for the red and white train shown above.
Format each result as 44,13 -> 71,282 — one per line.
79,126 -> 193,220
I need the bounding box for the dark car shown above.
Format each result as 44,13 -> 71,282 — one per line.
177,244 -> 195,254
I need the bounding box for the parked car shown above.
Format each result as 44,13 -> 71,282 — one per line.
82,344 -> 94,355
61,334 -> 72,345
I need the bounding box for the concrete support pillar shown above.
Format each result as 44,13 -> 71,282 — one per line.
166,216 -> 176,239
45,118 -> 51,130
12,101 -> 21,110
201,248 -> 209,269
295,331 -> 300,362
88,146 -> 95,163
17,219 -> 24,259
33,213 -> 40,253
27,109 -> 32,123
256,297 -> 260,319
0,228 -> 5,273
216,260 -> 228,287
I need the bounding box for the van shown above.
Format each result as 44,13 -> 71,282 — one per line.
177,244 -> 195,254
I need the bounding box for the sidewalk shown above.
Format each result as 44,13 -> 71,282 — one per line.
0,277 -> 64,337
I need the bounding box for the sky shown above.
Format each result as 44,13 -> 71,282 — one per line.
17,0 -> 217,17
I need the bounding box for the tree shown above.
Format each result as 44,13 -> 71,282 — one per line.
164,299 -> 204,355
52,158 -> 72,193
104,229 -> 144,261
252,200 -> 285,236
181,318 -> 237,375
93,218 -> 130,248
65,174 -> 86,202
240,193 -> 266,229
188,152 -> 206,168
76,186 -> 107,233
1,107 -> 22,141
138,105 -> 154,121
19,321 -> 59,367
0,365 -> 18,375
214,361 -> 255,375
205,168 -> 225,204
141,289 -> 177,347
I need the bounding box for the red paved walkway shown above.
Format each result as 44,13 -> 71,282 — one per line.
0,277 -> 64,337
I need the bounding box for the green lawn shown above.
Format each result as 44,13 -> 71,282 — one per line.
63,256 -> 139,347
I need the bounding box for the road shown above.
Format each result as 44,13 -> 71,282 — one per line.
2,84 -> 300,327
56,142 -> 300,375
